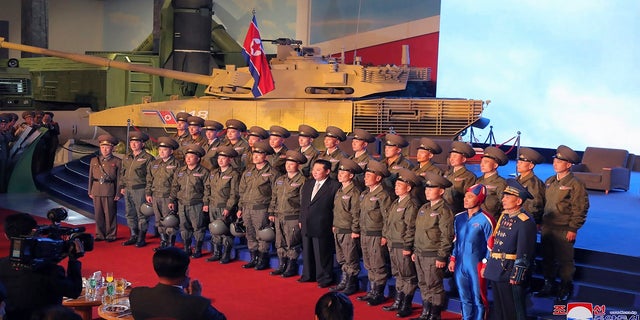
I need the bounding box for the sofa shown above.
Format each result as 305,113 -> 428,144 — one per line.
571,147 -> 632,194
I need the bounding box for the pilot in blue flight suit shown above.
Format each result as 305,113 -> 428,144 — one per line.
448,184 -> 496,320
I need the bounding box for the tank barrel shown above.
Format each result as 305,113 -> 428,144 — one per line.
0,37 -> 212,86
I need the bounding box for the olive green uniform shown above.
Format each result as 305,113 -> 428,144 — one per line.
208,166 -> 240,248
359,184 -> 394,287
223,138 -> 250,172
413,161 -> 443,177
516,172 -> 546,224
201,138 -> 222,171
145,155 -> 181,239
170,164 -> 211,246
88,154 -> 122,240
319,148 -> 348,180
269,146 -> 289,177
383,195 -> 419,297
119,150 -> 154,236
269,171 -> 305,260
444,167 -> 477,214
350,152 -> 374,190
477,173 -> 507,220
171,131 -> 190,163
383,155 -> 415,192
298,145 -> 319,178
332,182 -> 363,278
239,163 -> 276,253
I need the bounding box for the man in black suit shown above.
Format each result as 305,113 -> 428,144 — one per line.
129,247 -> 226,320
299,159 -> 341,287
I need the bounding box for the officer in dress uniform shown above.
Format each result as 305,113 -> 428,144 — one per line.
537,145 -> 589,304
145,137 -> 181,250
268,150 -> 307,276
120,132 -> 155,247
412,172 -> 454,320
88,135 -> 122,242
268,125 -> 291,176
206,146 -> 240,263
222,119 -> 250,173
297,124 -> 320,178
477,146 -> 509,220
201,120 -> 224,171
382,134 -> 415,194
382,168 -> 421,317
319,126 -> 348,180
516,147 -> 546,225
330,158 -> 364,295
484,179 -> 536,320
171,112 -> 191,163
349,129 -> 376,190
443,141 -> 478,214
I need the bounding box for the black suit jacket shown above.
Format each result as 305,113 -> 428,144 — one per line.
130,283 -> 226,320
300,178 -> 341,237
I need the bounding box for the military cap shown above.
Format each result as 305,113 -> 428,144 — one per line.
269,125 -> 291,138
385,134 -> 409,148
217,145 -> 238,158
503,178 -> 533,200
338,158 -> 363,174
252,140 -> 275,155
203,120 -> 223,131
298,124 -> 319,138
518,147 -> 544,164
175,112 -> 191,122
396,168 -> 422,187
21,111 -> 35,119
351,129 -> 375,143
423,171 -> 453,188
129,131 -> 149,142
98,134 -> 118,146
482,146 -> 508,166
325,126 -> 347,142
186,116 -> 205,127
365,160 -> 390,178
417,137 -> 442,154
248,126 -> 270,139
157,136 -> 179,150
450,141 -> 476,158
553,145 -> 581,164
284,150 -> 307,164
225,119 -> 247,132
184,144 -> 205,157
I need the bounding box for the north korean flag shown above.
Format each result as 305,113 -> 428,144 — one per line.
242,15 -> 275,97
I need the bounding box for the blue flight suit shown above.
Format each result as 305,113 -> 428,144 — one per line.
450,210 -> 495,320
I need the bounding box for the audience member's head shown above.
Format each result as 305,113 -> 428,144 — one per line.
33,305 -> 82,320
314,292 -> 353,320
4,213 -> 37,239
153,247 -> 190,281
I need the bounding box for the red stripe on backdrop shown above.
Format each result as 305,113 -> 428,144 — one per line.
0,209 -> 461,319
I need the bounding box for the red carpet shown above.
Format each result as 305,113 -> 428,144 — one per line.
0,209 -> 461,319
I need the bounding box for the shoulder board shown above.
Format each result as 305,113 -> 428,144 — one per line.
517,213 -> 529,221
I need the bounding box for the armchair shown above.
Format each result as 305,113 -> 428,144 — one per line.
571,147 -> 631,194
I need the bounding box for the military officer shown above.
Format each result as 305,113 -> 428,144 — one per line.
145,137 -> 181,250
120,131 -> 155,247
237,141 -> 276,270
268,150 -> 307,276
515,147 -> 546,225
443,141 -> 477,214
171,112 -> 191,163
14,111 -> 34,138
268,125 -> 291,176
88,134 -> 121,242
244,125 -> 270,171
185,116 -> 207,147
382,134 -> 415,195
477,146 -> 509,220
356,160 -> 395,306
538,145 -> 589,304
319,126 -> 348,179
168,144 -> 211,258
222,119 -> 250,172
349,128 -> 376,190
382,169 -> 421,317
206,146 -> 240,263
413,137 -> 444,177
297,124 -> 320,178
411,172 -> 454,320
484,179 -> 537,320
201,120 -> 224,171
330,158 -> 364,295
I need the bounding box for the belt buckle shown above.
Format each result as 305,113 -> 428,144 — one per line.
500,252 -> 507,259
99,177 -> 105,184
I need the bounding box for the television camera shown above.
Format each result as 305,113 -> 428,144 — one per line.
9,208 -> 94,270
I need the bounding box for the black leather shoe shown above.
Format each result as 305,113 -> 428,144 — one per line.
106,238 -> 116,243
122,237 -> 137,246
297,277 -> 314,283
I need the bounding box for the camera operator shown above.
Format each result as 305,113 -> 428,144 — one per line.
0,213 -> 83,320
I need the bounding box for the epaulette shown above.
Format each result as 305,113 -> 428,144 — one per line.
517,213 -> 529,221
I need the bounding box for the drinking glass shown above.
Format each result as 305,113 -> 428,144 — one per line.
105,272 -> 114,283
115,278 -> 127,295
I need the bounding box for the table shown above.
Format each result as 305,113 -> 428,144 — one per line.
97,296 -> 133,320
62,294 -> 102,320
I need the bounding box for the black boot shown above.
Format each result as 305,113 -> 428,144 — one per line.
410,301 -> 431,320
243,251 -> 258,269
135,231 -> 147,248
330,273 -> 348,292
535,279 -> 557,297
219,245 -> 233,264
154,234 -> 168,251
396,292 -> 414,318
168,235 -> 176,247
342,276 -> 360,296
207,244 -> 222,262
428,304 -> 443,320
356,287 -> 374,302
255,252 -> 270,270
270,257 -> 288,275
382,292 -> 404,311
282,259 -> 298,277
122,231 -> 138,246
192,241 -> 203,258
367,285 -> 387,306
555,281 -> 573,304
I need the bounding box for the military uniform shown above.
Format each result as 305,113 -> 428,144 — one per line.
297,124 -> 320,178
170,112 -> 191,163
477,146 -> 509,220
444,142 -> 478,214
485,179 -> 537,320
413,137 -> 444,177
350,129 -> 377,190
268,126 -> 290,176
319,126 -> 348,179
200,120 -> 224,172
88,135 -> 121,241
516,147 -> 546,224
185,116 -> 207,148
382,134 -> 415,192
145,137 -> 181,249
119,132 -> 155,246
170,145 -> 210,257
